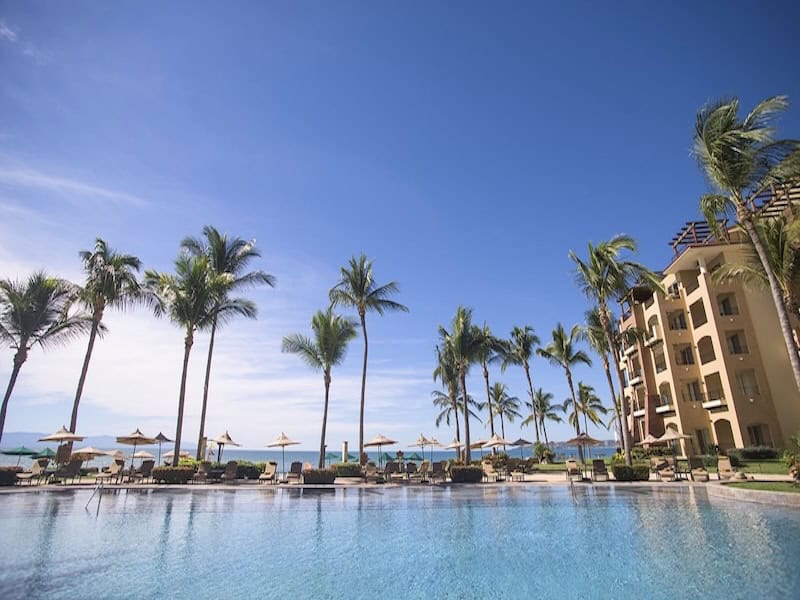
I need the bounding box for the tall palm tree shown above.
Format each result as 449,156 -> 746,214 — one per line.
282,308 -> 358,468
488,382 -> 521,448
537,322 -> 592,446
70,238 -> 142,436
523,388 -> 561,445
432,390 -> 479,442
500,325 -> 541,442
473,322 -> 502,443
0,273 -> 92,442
433,345 -> 461,450
695,96 -> 800,389
581,307 -> 624,442
574,382 -> 608,434
145,255 -> 253,465
182,226 -> 275,459
570,234 -> 662,465
438,306 -> 479,462
329,254 -> 408,463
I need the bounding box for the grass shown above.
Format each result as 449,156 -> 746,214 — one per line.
727,481 -> 800,493
737,459 -> 788,475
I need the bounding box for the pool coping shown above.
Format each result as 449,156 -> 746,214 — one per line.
706,481 -> 800,508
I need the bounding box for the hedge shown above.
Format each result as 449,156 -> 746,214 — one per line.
302,469 -> 336,484
450,466 -> 483,483
0,467 -> 18,486
726,447 -> 779,462
152,466 -> 195,484
612,465 -> 651,481
333,463 -> 363,477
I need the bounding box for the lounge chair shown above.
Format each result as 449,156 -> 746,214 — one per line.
364,462 -> 383,483
192,461 -> 211,484
405,462 -> 418,480
717,456 -> 735,480
410,460 -> 430,483
688,456 -> 709,482
286,461 -> 303,484
430,461 -> 447,483
96,459 -> 125,484
17,458 -> 50,486
384,461 -> 404,482
259,462 -> 278,484
221,461 -> 239,484
133,459 -> 155,484
657,463 -> 675,481
565,459 -> 582,482
592,459 -> 609,482
54,458 -> 83,484
483,461 -> 501,483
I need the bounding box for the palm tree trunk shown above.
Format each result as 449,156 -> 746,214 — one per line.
483,362 -> 495,453
319,372 -> 331,469
741,215 -> 800,390
541,418 -> 549,445
0,349 -> 26,444
522,364 -> 540,442
601,353 -> 624,447
70,317 -> 101,435
358,312 -> 368,464
565,368 -> 583,462
450,387 -> 461,461
196,318 -> 218,460
461,371 -> 471,463
172,331 -> 194,466
600,306 -> 632,465
500,415 -> 506,452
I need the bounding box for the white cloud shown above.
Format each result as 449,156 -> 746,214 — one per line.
0,22 -> 18,43
0,21 -> 49,64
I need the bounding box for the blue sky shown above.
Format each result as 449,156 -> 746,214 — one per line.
1,2 -> 799,449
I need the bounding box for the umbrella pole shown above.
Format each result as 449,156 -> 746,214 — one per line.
282,446 -> 286,481
129,441 -> 138,483
157,442 -> 162,465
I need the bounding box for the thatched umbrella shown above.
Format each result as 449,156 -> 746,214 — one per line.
510,437 -> 532,459
39,426 -> 86,466
116,429 -> 156,481
364,434 -> 398,468
564,432 -> 602,462
154,432 -> 173,464
267,432 -> 300,478
212,431 -> 240,463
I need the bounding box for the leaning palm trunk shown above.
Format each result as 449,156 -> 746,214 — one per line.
70,314 -> 102,435
565,369 -> 583,463
358,312 -> 368,463
523,365 -> 540,442
600,308 -> 632,465
601,353 -> 624,445
539,417 -> 549,445
450,386 -> 461,461
196,317 -> 218,460
173,332 -> 194,466
460,372 -> 471,463
319,371 -> 331,468
0,349 -> 27,443
740,214 -> 800,389
482,361 -> 496,452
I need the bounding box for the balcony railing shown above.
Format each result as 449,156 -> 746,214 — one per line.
629,373 -> 644,387
701,389 -> 726,410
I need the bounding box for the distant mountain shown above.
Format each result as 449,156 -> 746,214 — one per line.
1,432 -> 135,449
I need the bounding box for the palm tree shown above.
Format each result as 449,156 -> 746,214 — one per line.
574,382 -> 608,434
473,322 -> 502,443
499,325 -> 541,442
0,273 -> 92,442
145,255 -> 252,466
70,239 -> 142,436
282,308 -> 357,468
433,345 -> 461,450
432,390 -> 480,443
488,382 -> 521,448
537,322 -> 592,445
438,306 -> 480,462
570,234 -> 662,465
182,226 -> 275,459
695,96 -> 800,389
329,254 -> 408,463
523,388 -> 561,445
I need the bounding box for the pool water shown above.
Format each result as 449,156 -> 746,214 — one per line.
0,486 -> 797,599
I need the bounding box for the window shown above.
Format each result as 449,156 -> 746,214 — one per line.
675,345 -> 695,366
696,428 -> 712,454
727,331 -> 749,355
697,337 -> 716,364
658,383 -> 673,405
652,345 -> 667,373
683,380 -> 702,403
736,370 -> 760,396
668,311 -> 687,330
747,424 -> 770,447
667,283 -> 680,299
718,293 -> 739,316
689,299 -> 708,329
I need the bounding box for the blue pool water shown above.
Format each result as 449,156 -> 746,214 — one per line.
0,486 -> 797,599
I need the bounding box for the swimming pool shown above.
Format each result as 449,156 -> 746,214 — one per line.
0,486 -> 797,599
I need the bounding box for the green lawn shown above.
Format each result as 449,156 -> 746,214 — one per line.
737,459 -> 788,475
727,481 -> 800,493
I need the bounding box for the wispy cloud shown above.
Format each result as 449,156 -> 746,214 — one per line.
0,20 -> 50,65
0,165 -> 149,208
0,22 -> 18,43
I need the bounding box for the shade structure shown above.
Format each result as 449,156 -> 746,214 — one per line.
267,432 -> 301,479
364,434 -> 398,468
163,450 -> 190,460
469,438 -> 488,458
71,446 -> 108,460
443,439 -> 463,449
154,432 -> 173,464
427,437 -> 443,462
636,433 -> 664,446
658,428 -> 692,460
405,452 -> 423,462
509,437 -> 532,459
32,448 -> 56,460
212,431 -> 240,463
1,446 -> 38,466
325,451 -> 357,463
409,434 -> 430,455
132,450 -> 155,459
116,429 -> 156,481
483,434 -> 513,449
39,426 -> 85,443
564,433 -> 602,462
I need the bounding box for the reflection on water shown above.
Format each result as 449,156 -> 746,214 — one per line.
0,486 -> 798,599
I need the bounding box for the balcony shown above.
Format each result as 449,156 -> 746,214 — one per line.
629,373 -> 644,387
701,389 -> 727,410
624,345 -> 638,357
644,334 -> 662,347
632,408 -> 646,418
655,403 -> 674,414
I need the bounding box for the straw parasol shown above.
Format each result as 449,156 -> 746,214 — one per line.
483,434 -> 513,452
132,450 -> 155,459
1,446 -> 38,466
364,434 -> 398,468
267,432 -> 300,478
564,432 -> 602,462
163,449 -> 190,461
154,432 -> 173,464
635,433 -> 663,446
469,438 -> 489,459
409,434 -> 430,461
510,438 -> 532,459
443,439 -> 463,461
39,426 -> 86,443
212,431 -> 240,463
116,429 -> 156,480
71,446 -> 108,460
427,437 -> 443,463
658,428 -> 692,461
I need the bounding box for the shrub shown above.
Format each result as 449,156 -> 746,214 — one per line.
533,443 -> 554,463
450,465 -> 483,483
784,434 -> 800,482
177,458 -> 200,470
151,467 -> 195,484
612,465 -> 634,481
302,469 -> 336,484
0,467 -> 18,486
632,465 -> 651,481
236,462 -> 266,480
726,446 -> 779,462
333,463 -> 363,477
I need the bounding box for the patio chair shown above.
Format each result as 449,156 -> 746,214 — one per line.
592,460 -> 609,482
286,461 -> 303,484
657,463 -> 675,481
18,458 -> 50,486
54,458 -> 83,484
192,461 -> 211,484
565,459 -> 582,482
688,456 -> 709,482
717,456 -> 735,480
259,462 -> 278,484
483,461 -> 501,483
405,462 -> 418,480
221,460 -> 239,484
384,461 -> 404,482
364,462 -> 383,483
96,459 -> 125,484
650,456 -> 666,473
430,461 -> 446,483
410,460 -> 430,483
134,460 -> 155,484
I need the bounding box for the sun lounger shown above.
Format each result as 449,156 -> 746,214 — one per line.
54,458 -> 83,484
430,461 -> 447,483
483,461 -> 502,482
364,462 -> 383,483
96,459 -> 125,484
409,460 -> 430,483
688,456 -> 709,482
384,461 -> 404,482
405,462 -> 418,480
286,461 -> 303,484
717,456 -> 735,480
192,461 -> 211,484
657,464 -> 675,481
259,462 -> 277,484
592,459 -> 609,482
565,459 -> 582,482
134,460 -> 155,484
650,456 -> 666,473
221,461 -> 238,484
17,458 -> 50,486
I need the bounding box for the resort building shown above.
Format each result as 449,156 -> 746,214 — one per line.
618,185 -> 800,454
